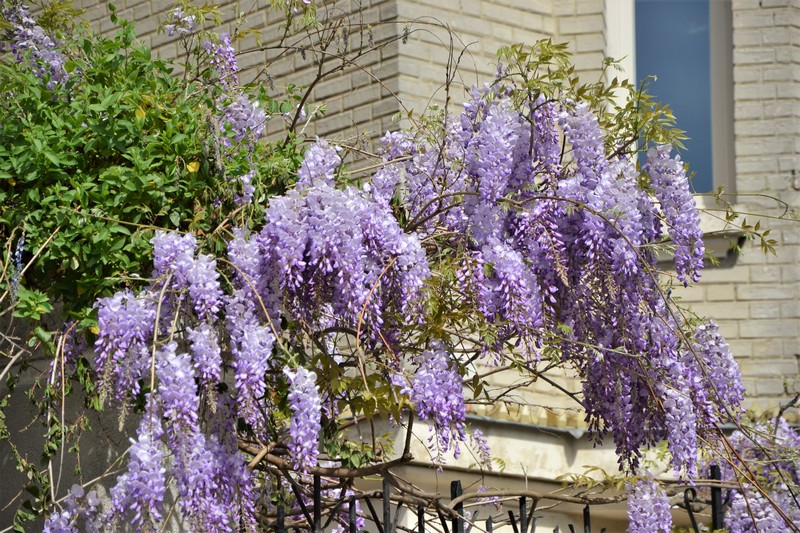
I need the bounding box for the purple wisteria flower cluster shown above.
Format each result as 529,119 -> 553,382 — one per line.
93,289 -> 157,402
100,341 -> 257,532
76,59 -> 745,532
626,477 -> 672,533
203,32 -> 238,90
108,414 -> 167,531
295,140 -> 341,190
407,344 -> 467,462
151,231 -> 223,320
327,488 -> 365,533
89,231 -> 264,531
257,144 -> 430,334
201,29 -> 267,200
285,367 -> 322,471
164,7 -> 197,37
689,320 -> 746,425
226,289 -> 275,429
221,94 -> 268,147
42,485 -> 101,533
286,0 -> 313,14
375,85 -> 731,478
201,29 -> 266,147
645,145 -> 705,286
470,429 -> 492,468
2,2 -> 68,89
9,232 -> 24,300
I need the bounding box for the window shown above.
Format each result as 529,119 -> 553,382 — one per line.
606,0 -> 734,195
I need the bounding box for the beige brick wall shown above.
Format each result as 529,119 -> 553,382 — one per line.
394,0 -> 611,122
73,0 -> 605,149
554,0 -> 605,77
394,0 -> 555,121
687,0 -> 800,416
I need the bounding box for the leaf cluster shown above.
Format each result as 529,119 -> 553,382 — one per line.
497,40 -> 687,161
0,12 -> 301,316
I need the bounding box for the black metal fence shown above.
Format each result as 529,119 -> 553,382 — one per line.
274,467 -> 724,533
684,465 -> 724,533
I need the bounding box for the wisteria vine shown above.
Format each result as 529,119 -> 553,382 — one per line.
66,84 -> 748,529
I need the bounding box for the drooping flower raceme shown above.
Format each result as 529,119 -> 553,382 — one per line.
2,3 -> 68,89
645,145 -> 705,286
710,419 -> 800,533
164,7 -> 197,37
370,131 -> 415,204
471,429 -> 492,469
170,430 -> 257,532
93,289 -> 157,402
9,232 -> 23,300
234,170 -> 256,205
107,414 -> 167,532
626,477 -> 672,533
152,231 -> 197,282
201,33 -> 269,158
185,253 -> 223,320
468,98 -> 520,205
227,227 -> 282,325
285,367 -> 322,471
407,344 -> 467,461
204,32 -> 238,90
226,290 -> 275,429
258,158 -> 430,335
560,101 -> 607,190
222,94 -> 268,147
472,238 -> 544,349
156,342 -> 257,532
295,139 -> 341,191
43,484 -> 101,533
151,231 -> 223,320
156,343 -> 200,442
186,323 -> 222,385
691,320 -> 745,423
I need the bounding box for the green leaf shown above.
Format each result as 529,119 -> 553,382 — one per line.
13,287 -> 53,321
42,150 -> 61,166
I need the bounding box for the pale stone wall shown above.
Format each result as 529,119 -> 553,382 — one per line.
669,0 -> 800,416
394,0 -> 554,120
555,0 -> 605,77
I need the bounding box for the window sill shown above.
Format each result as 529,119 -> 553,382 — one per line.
655,195 -> 745,267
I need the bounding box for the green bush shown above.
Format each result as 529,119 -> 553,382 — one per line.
0,7 -> 301,315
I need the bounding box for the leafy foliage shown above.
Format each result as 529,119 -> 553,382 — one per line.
0,4 -> 300,314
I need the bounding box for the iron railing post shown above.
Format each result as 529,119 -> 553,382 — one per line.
451,480 -> 464,533
711,464 -> 724,530
383,477 -> 392,533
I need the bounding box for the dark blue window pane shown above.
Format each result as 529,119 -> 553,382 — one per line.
636,0 -> 713,193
